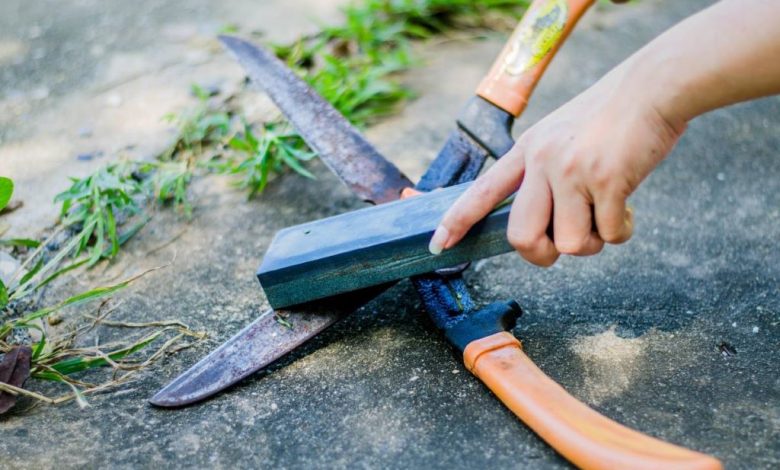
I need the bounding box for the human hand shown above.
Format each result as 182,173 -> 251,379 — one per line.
429,63 -> 686,266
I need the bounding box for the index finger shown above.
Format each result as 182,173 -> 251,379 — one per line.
429,147 -> 525,254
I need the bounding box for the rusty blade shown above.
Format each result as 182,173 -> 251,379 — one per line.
150,286 -> 388,407
219,35 -> 412,205
150,308 -> 345,407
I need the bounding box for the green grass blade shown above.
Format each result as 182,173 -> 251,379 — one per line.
0,278 -> 7,309
281,153 -> 315,179
10,220 -> 96,301
32,334 -> 47,361
33,257 -> 90,292
18,259 -> 44,286
0,177 -> 13,211
0,238 -> 41,248
50,330 -> 163,375
18,265 -> 159,325
117,216 -> 151,246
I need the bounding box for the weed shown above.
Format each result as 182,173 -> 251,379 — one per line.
160,84 -> 231,161
141,84 -> 234,216
141,160 -> 195,217
274,0 -> 529,128
54,162 -> 144,266
0,245 -> 205,409
222,122 -> 316,198
1,297 -> 205,408
335,0 -> 529,38
0,176 -> 205,411
307,54 -> 413,126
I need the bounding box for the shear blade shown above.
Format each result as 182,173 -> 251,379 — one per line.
219,35 -> 412,205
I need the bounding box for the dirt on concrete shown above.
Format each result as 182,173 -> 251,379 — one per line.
1,0 -> 778,469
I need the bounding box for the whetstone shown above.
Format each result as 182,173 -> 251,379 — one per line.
257,182 -> 512,309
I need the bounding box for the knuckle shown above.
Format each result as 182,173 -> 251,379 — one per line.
600,227 -> 631,244
559,154 -> 579,178
555,237 -> 587,255
589,159 -> 625,191
613,181 -> 633,199
591,166 -> 633,198
507,229 -> 536,253
524,139 -> 552,166
529,251 -> 559,268
578,236 -> 605,256
585,151 -> 602,173
591,167 -> 614,191
469,179 -> 495,202
526,150 -> 545,167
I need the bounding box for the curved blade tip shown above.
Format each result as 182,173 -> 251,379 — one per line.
149,386 -> 189,408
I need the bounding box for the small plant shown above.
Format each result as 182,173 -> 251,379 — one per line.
144,84 -> 235,216
274,0 -> 529,128
160,85 -> 231,161
141,160 -> 195,217
0,269 -> 205,410
0,177 -> 12,213
54,162 -> 145,266
0,177 -> 205,412
222,122 -> 316,198
307,54 -> 413,126
0,176 -> 15,307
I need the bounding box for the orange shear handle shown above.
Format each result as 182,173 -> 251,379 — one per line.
477,0 -> 595,117
464,333 -> 723,470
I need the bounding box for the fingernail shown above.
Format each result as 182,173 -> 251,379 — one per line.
428,226 -> 450,255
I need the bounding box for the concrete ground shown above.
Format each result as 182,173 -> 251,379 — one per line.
1,0 -> 779,468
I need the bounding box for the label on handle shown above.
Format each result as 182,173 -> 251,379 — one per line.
503,0 -> 568,76
477,0 -> 594,117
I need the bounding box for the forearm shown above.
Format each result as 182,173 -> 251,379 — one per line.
621,0 -> 780,126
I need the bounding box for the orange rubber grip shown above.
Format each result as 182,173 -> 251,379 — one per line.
476,0 -> 595,117
464,332 -> 723,470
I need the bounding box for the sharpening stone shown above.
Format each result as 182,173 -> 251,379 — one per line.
257,182 -> 513,308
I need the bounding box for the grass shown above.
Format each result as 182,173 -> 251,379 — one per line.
221,122 -> 316,197
54,162 -> 144,266
1,0 -> 533,411
160,85 -> 232,161
306,55 -> 413,125
275,0 -> 529,127
56,0 -> 530,243
1,178 -> 205,410
0,295 -> 205,408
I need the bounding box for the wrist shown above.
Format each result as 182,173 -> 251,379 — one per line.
620,48 -> 692,133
